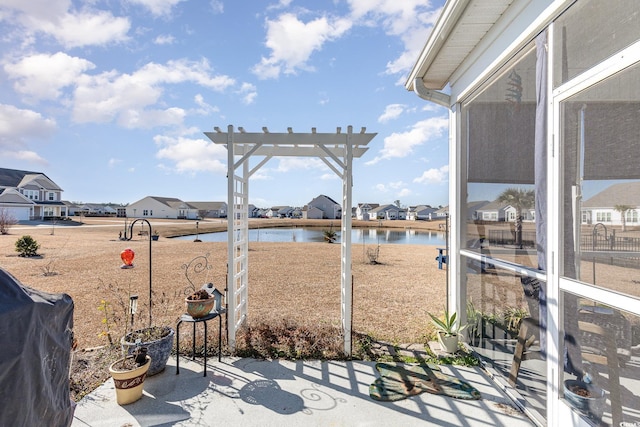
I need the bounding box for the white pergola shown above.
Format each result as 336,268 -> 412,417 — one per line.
204,125 -> 376,354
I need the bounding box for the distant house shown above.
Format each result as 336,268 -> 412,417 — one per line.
307,195 -> 341,219
582,182 -> 640,226
77,203 -> 117,217
355,203 -> 379,220
266,206 -> 294,218
475,201 -> 509,222
370,204 -> 407,220
466,201 -> 490,220
407,205 -> 436,221
62,201 -> 80,217
433,206 -> 449,219
187,201 -> 227,219
303,205 -> 323,219
0,167 -> 66,221
127,196 -> 198,219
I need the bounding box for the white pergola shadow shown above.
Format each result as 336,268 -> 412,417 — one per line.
204,125 -> 376,354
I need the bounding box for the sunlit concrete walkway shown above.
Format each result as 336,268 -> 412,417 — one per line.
71,356 -> 535,427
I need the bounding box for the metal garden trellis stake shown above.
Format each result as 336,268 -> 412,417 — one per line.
122,218 -> 154,328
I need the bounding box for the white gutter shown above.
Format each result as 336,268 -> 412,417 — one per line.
412,77 -> 451,108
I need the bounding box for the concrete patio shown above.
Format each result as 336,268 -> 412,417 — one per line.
71,356 -> 535,427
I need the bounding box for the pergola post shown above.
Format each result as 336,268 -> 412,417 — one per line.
205,125 -> 376,353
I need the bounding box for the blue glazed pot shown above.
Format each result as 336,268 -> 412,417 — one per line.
122,326 -> 175,376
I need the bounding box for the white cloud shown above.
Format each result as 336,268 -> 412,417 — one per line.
237,82 -> 257,105
378,103 -> 405,123
72,59 -> 235,126
118,107 -> 186,129
127,0 -> 186,17
4,52 -> 95,101
414,164 -> 449,184
346,0 -> 441,76
0,149 -> 48,164
374,183 -> 388,193
0,1 -> 130,48
193,94 -> 219,115
252,13 -> 352,79
154,134 -> 228,174
209,0 -> 224,14
154,34 -> 175,45
0,104 -> 55,164
366,116 -> 448,165
108,158 -> 122,168
0,104 -> 56,144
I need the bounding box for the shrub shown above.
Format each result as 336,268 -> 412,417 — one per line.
15,235 -> 40,257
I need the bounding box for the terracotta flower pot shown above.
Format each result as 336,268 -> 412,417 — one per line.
109,355 -> 151,405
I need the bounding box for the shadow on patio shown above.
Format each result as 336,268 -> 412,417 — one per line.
72,356 -> 535,427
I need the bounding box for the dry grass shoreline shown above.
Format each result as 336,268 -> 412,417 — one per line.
2,217 -> 448,350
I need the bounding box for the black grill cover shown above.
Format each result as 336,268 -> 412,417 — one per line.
0,267 -> 74,426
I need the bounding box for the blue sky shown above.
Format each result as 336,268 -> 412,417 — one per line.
0,0 -> 450,209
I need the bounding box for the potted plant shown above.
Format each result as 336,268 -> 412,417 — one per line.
429,306 -> 468,354
185,288 -> 215,318
151,231 -> 159,241
564,379 -> 605,422
121,326 -> 174,376
109,346 -> 151,405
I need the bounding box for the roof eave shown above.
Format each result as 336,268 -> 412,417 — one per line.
405,0 -> 471,92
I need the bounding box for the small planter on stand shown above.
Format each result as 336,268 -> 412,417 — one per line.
564,379 -> 606,423
186,289 -> 215,319
109,351 -> 151,405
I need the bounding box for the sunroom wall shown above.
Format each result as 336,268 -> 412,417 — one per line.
444,1 -> 640,426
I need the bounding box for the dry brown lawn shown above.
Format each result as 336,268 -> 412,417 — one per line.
1,218 -> 447,350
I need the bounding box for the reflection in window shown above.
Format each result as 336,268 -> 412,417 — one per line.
465,261 -> 547,420
561,61 -> 640,299
562,294 -> 640,426
462,39 -> 542,269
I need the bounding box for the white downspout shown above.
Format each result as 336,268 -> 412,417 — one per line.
412,78 -> 451,108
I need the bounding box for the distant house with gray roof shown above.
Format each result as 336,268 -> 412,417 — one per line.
582,182 -> 640,226
187,201 -> 227,218
0,167 -> 67,221
126,196 -> 198,219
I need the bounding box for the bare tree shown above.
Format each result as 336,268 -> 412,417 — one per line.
0,208 -> 18,234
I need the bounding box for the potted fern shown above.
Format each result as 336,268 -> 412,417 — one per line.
429,306 -> 468,354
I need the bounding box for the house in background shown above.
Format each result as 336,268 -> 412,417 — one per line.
188,201 -> 227,219
407,205 -> 437,221
370,204 -> 406,220
303,204 -> 323,219
127,196 -> 198,219
475,201 -> 509,222
266,206 -> 294,218
77,203 -> 117,217
0,168 -> 67,221
355,203 -> 379,220
582,182 -> 640,226
307,195 -> 341,219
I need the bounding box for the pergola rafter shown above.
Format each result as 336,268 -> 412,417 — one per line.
204,125 -> 376,354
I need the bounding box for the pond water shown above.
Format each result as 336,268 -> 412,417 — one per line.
173,227 -> 446,245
